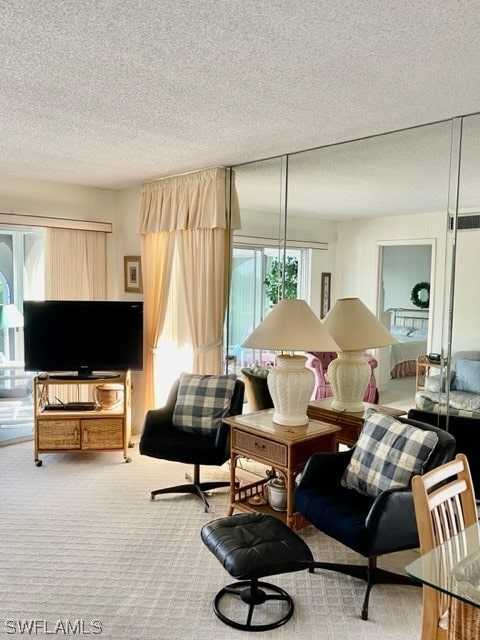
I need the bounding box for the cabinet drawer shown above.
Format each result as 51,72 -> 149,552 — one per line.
233,429 -> 287,466
37,419 -> 81,449
81,418 -> 124,449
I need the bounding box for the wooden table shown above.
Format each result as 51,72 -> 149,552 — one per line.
307,397 -> 406,448
224,409 -> 340,530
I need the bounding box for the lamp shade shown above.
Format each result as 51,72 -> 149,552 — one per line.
323,297 -> 397,351
0,304 -> 23,329
242,299 -> 339,352
242,299 -> 338,426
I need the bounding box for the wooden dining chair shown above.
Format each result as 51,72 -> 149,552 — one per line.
412,453 -> 480,640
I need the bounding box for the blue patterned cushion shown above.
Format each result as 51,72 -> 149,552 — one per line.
173,373 -> 237,436
341,409 -> 438,497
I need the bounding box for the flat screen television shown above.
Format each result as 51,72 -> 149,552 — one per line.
23,300 -> 144,379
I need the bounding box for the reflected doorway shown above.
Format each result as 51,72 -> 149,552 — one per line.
376,241 -> 434,409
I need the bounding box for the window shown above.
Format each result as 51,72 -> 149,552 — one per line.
227,244 -> 307,369
0,229 -> 44,360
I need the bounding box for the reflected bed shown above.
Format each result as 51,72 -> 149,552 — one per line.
388,309 -> 429,378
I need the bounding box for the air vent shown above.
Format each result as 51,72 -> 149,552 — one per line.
449,214 -> 480,231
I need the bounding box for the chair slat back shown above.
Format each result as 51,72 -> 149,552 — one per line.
412,454 -> 478,640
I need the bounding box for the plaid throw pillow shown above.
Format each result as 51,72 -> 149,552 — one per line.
341,408 -> 439,497
172,373 -> 237,436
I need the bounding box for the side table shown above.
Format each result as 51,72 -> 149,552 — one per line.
307,397 -> 406,449
415,355 -> 448,391
224,409 -> 340,530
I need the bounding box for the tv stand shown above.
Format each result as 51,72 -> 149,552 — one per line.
46,371 -> 121,381
33,370 -> 131,466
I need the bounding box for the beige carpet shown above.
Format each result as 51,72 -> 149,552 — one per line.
0,440 -> 422,639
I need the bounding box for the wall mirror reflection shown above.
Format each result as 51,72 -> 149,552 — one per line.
418,114 -> 480,426
227,118 -> 470,417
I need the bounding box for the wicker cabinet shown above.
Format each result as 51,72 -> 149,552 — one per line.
33,371 -> 131,466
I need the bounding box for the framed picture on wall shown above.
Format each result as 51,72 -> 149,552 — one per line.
124,256 -> 143,293
320,272 -> 331,319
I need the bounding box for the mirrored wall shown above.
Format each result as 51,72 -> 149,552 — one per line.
227,114 -> 480,417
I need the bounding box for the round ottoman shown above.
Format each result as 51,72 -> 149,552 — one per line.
201,512 -> 313,631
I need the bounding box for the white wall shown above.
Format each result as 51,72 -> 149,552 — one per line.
110,186 -> 142,298
111,186 -> 144,430
381,245 -> 432,310
0,175 -> 116,220
451,229 -> 480,351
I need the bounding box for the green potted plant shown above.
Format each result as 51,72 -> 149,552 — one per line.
264,256 -> 298,308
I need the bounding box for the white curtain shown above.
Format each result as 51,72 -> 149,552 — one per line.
45,228 -> 107,299
23,232 -> 45,301
44,227 -> 107,402
139,166 -> 239,409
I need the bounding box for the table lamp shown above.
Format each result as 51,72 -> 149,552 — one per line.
242,299 -> 339,426
0,304 -> 24,361
323,297 -> 397,412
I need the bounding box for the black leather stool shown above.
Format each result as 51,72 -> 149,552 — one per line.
201,512 -> 313,631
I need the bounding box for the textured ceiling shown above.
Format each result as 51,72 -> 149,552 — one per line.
1,0 -> 480,200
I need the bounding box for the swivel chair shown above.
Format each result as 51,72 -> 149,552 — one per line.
139,374 -> 244,512
241,367 -> 273,411
294,410 -> 456,620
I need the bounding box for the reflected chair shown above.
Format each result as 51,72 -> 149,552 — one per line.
412,454 -> 480,640
294,410 -> 455,620
139,374 -> 244,512
241,367 -> 273,411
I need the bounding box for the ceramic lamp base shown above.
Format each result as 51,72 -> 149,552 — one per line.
267,355 -> 314,426
327,351 -> 370,413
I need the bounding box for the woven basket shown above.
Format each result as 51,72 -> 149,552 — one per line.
448,598 -> 480,639
94,384 -> 124,409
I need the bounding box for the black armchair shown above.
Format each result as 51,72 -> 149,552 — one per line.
294,414 -> 456,620
139,375 -> 244,512
241,367 -> 273,412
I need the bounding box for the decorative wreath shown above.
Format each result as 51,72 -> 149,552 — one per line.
411,282 -> 430,309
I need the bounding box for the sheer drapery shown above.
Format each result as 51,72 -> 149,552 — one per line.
23,232 -> 45,300
176,228 -> 229,372
44,227 -> 107,401
140,232 -> 174,410
45,228 -> 107,299
140,166 -> 239,408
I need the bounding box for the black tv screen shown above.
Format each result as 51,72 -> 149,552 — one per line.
23,300 -> 143,378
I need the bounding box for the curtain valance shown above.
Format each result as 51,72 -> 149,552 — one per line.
140,166 -> 239,233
